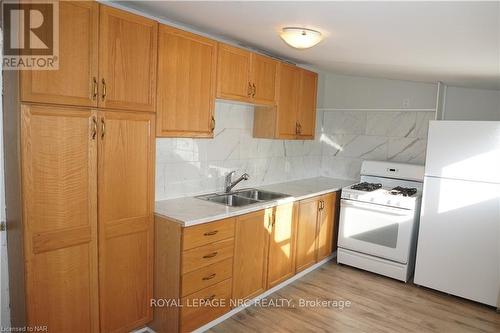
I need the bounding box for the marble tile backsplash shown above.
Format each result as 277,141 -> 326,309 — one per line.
320,111 -> 435,180
155,102 -> 324,200
155,101 -> 435,200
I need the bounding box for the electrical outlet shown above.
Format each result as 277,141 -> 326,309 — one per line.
403,99 -> 410,108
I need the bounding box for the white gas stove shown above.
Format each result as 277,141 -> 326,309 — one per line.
337,160 -> 425,282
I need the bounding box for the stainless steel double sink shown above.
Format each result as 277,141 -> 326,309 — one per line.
196,189 -> 290,207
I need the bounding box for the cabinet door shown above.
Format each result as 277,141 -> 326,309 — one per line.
267,203 -> 297,288
232,210 -> 270,301
316,192 -> 337,261
276,63 -> 301,139
157,25 -> 217,137
297,69 -> 318,139
251,54 -> 278,106
21,105 -> 99,332
21,1 -> 99,106
99,5 -> 158,112
98,111 -> 155,332
216,43 -> 252,102
295,196 -> 320,272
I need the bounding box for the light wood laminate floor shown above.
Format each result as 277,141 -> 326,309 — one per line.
209,260 -> 500,333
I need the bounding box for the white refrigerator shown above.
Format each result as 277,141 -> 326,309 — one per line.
414,121 -> 500,308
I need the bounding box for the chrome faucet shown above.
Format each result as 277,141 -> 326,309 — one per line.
224,171 -> 250,193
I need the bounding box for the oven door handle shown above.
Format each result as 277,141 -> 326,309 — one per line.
341,199 -> 412,216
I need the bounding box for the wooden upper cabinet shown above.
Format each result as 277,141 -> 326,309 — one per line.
276,63 -> 301,138
316,193 -> 337,261
267,203 -> 297,288
21,1 -> 99,106
156,25 -> 217,137
20,104 -> 99,332
216,44 -> 252,102
297,69 -> 318,139
251,54 -> 278,106
232,210 -> 270,301
295,196 -> 320,272
217,44 -> 278,105
98,111 -> 155,332
253,65 -> 318,140
99,5 -> 158,112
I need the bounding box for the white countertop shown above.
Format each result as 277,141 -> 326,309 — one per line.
155,177 -> 355,226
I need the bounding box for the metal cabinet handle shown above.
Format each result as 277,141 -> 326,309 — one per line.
295,122 -> 299,134
204,230 -> 218,236
91,116 -> 97,140
202,273 -> 216,281
203,294 -> 216,302
247,82 -> 252,97
101,78 -> 106,101
298,123 -> 302,134
100,118 -> 105,139
211,116 -> 215,132
202,252 -> 218,259
92,77 -> 98,100
252,83 -> 256,97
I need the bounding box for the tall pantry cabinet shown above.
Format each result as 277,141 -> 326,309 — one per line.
5,2 -> 156,332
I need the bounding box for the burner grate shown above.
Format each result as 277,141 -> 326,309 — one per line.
350,182 -> 382,192
389,186 -> 417,197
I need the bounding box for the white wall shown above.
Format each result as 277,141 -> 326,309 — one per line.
443,86 -> 500,120
316,71 -> 437,180
318,72 -> 438,110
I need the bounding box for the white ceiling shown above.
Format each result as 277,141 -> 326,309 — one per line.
120,1 -> 500,90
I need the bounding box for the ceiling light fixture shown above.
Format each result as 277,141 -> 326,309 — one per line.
280,27 -> 323,49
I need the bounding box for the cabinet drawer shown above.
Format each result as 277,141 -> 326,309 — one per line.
183,218 -> 235,250
182,238 -> 234,274
180,279 -> 232,333
181,257 -> 232,297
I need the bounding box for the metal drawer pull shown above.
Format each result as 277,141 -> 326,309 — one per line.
202,273 -> 216,281
100,118 -> 105,139
91,116 -> 97,140
202,252 -> 218,259
204,230 -> 218,236
101,78 -> 107,101
252,83 -> 256,97
210,116 -> 215,132
204,294 -> 216,302
92,77 -> 98,100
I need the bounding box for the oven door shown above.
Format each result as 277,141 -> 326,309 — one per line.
338,199 -> 416,264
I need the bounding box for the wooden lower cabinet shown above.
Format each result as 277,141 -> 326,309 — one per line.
267,202 -> 298,288
152,194 -> 338,332
7,104 -> 155,333
295,196 -> 321,272
180,279 -> 232,332
98,111 -> 155,332
317,192 -> 338,260
232,210 -> 271,301
152,216 -> 236,333
295,192 -> 339,272
20,104 -> 100,332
